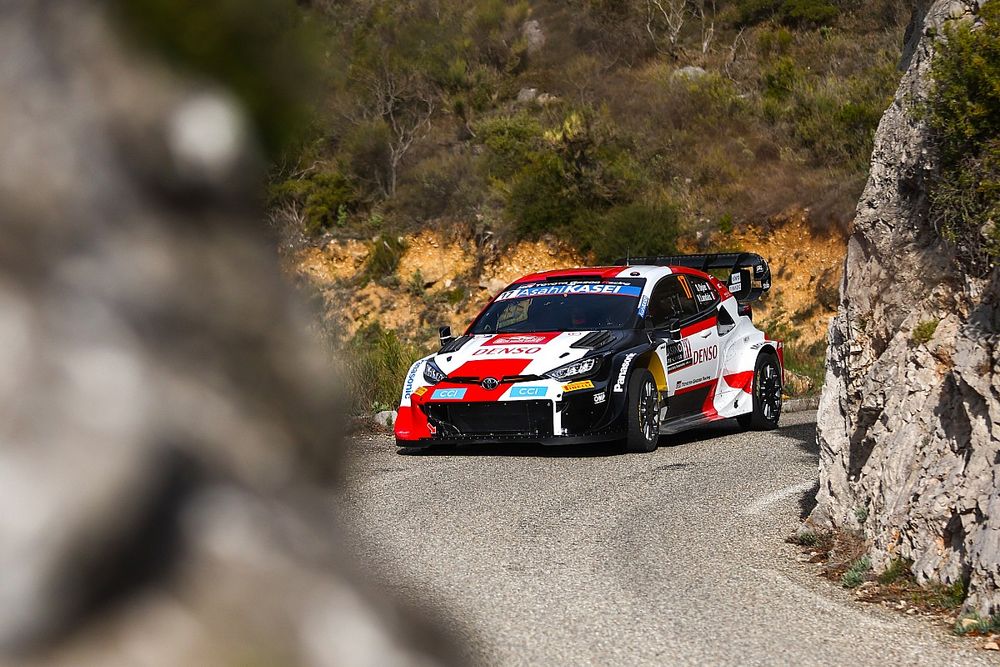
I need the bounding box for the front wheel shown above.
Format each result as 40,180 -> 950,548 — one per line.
737,352 -> 782,431
625,369 -> 660,453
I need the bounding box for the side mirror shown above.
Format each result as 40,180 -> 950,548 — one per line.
666,318 -> 682,341
439,326 -> 455,349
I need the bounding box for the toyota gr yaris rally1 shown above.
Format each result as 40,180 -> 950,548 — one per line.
394,253 -> 783,453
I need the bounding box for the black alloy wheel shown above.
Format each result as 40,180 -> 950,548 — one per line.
738,352 -> 782,430
625,369 -> 660,453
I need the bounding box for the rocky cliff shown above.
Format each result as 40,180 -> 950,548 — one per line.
810,0 -> 1000,615
0,1 -> 454,664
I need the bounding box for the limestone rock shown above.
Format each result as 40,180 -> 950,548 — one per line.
374,410 -> 397,428
672,66 -> 707,81
810,0 -> 1000,616
517,87 -> 538,105
522,19 -> 545,54
0,1 -> 456,664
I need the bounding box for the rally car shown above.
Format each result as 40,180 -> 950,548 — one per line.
394,253 -> 783,453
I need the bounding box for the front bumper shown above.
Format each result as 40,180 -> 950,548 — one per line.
395,380 -> 624,446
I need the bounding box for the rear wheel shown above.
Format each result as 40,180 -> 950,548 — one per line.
625,369 -> 660,453
738,352 -> 782,430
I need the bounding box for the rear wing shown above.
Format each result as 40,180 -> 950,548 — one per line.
616,252 -> 772,302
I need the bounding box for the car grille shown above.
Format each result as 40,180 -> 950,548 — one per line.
423,400 -> 553,437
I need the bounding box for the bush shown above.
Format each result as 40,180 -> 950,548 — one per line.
340,120 -> 393,198
345,323 -> 423,414
508,152 -> 576,235
394,152 -> 485,221
733,0 -> 839,28
363,235 -> 407,282
477,113 -> 544,181
877,558 -> 913,585
927,2 -> 1000,275
841,556 -> 871,588
270,170 -> 357,235
504,109 -> 642,240
580,202 -> 681,264
911,319 -> 939,346
781,0 -> 839,27
762,57 -> 802,100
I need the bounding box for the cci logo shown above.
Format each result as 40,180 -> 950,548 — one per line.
510,386 -> 548,398
431,388 -> 467,401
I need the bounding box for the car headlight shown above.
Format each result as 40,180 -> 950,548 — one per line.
423,359 -> 447,384
547,357 -> 601,381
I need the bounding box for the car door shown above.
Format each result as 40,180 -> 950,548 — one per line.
647,274 -> 722,424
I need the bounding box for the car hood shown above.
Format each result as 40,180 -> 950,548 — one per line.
432,331 -> 622,380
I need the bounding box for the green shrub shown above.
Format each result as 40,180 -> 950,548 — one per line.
505,109 -> 641,240
927,2 -> 1000,275
734,0 -> 839,28
580,202 -> 681,264
340,120 -> 393,198
763,57 -> 802,100
345,323 -> 423,414
781,0 -> 839,27
270,170 -> 357,235
394,152 -> 485,221
841,556 -> 871,588
477,113 -> 544,181
363,235 -> 407,282
954,612 -> 1000,636
734,0 -> 783,26
877,558 -> 913,585
508,152 -> 576,236
911,319 -> 939,346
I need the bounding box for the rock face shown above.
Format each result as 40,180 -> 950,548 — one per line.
810,0 -> 1000,615
0,1 -> 454,664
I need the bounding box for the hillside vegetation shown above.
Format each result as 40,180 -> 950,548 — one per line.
274,0 -> 906,256
265,0 -> 909,412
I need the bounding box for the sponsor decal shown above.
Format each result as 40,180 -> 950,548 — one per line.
431,388 -> 467,401
692,345 -> 719,366
666,339 -> 693,371
693,280 -> 715,305
472,346 -> 543,357
510,385 -> 548,398
403,362 -> 420,399
562,380 -> 595,393
593,392 -> 607,405
613,353 -> 637,393
729,273 -> 743,293
413,386 -> 428,397
496,282 -> 642,301
483,333 -> 555,346
637,294 -> 650,318
676,375 -> 711,389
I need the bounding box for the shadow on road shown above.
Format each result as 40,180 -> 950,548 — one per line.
398,418 -> 754,458
782,420 -> 819,456
798,481 -> 820,519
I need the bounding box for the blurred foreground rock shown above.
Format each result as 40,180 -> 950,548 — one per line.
811,0 -> 1000,615
0,1 -> 454,665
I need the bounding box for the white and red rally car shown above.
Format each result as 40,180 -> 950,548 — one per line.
395,253 -> 783,453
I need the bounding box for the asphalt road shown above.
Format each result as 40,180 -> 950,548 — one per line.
341,411 -> 992,666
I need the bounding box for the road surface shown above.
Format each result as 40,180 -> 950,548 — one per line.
340,411 -> 991,666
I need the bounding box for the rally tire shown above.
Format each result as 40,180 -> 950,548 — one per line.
625,369 -> 660,453
737,352 -> 782,431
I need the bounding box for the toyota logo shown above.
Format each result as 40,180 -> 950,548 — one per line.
482,377 -> 499,391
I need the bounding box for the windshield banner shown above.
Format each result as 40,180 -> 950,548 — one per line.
496,282 -> 642,301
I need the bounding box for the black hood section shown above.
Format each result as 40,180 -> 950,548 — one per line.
571,330 -> 619,351
440,335 -> 472,353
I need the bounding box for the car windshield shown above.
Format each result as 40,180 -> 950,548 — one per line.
469,280 -> 645,334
